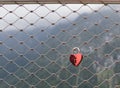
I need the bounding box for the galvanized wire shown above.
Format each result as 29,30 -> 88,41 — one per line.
0,4 -> 120,88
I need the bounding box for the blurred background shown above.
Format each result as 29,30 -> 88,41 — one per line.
0,3 -> 120,88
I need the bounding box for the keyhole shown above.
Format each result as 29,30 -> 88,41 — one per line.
74,58 -> 76,63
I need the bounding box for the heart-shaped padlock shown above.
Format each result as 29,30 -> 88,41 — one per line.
70,47 -> 83,67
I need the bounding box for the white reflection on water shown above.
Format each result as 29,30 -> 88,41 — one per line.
81,46 -> 94,54
117,55 -> 120,60
104,32 -> 114,42
104,56 -> 114,67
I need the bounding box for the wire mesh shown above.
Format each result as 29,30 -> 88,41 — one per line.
0,3 -> 120,88
0,0 -> 120,4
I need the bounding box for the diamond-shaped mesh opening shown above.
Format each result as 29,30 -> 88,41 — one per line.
0,3 -> 120,88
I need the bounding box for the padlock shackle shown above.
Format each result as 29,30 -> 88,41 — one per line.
72,47 -> 81,53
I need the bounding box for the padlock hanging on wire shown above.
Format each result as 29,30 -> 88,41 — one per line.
69,47 -> 83,67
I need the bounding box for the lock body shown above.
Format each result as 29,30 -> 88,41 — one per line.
69,47 -> 83,66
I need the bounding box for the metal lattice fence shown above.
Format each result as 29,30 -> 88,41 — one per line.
0,3 -> 120,88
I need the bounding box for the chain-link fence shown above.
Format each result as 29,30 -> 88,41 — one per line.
0,3 -> 120,88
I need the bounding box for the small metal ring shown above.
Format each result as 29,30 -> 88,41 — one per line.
72,47 -> 80,53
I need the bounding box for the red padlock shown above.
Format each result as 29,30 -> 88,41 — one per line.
70,47 -> 83,67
